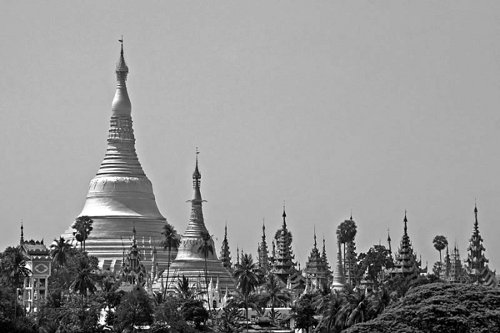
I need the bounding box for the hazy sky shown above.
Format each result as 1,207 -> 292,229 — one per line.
1,1 -> 500,271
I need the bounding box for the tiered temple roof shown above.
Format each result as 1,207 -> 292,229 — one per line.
271,207 -> 296,282
257,221 -> 270,273
389,212 -> 420,278
304,230 -> 330,291
466,205 -> 498,287
219,225 -> 232,270
62,43 -> 173,272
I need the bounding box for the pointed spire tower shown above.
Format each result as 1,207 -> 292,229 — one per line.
62,41 -> 172,272
321,236 -> 332,280
271,204 -> 296,282
466,204 -> 497,287
158,152 -> 235,292
389,212 -> 420,278
304,228 -> 329,291
220,224 -> 232,270
331,234 -> 345,291
257,220 -> 269,273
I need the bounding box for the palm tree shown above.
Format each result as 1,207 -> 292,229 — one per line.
50,236 -> 72,268
175,275 -> 194,300
233,253 -> 263,329
1,246 -> 31,289
71,256 -> 97,327
260,273 -> 290,325
337,219 -> 357,276
71,216 -> 93,251
432,235 -> 448,278
316,291 -> 344,333
161,223 -> 180,296
197,231 -> 214,311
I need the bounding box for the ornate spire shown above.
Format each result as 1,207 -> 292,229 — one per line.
331,236 -> 345,291
183,150 -> 209,238
466,203 -> 490,283
94,40 -> 147,177
321,236 -> 332,278
257,219 -> 269,272
387,228 -> 392,254
282,203 -> 287,228
220,223 -> 232,270
272,205 -> 296,281
20,221 -> 24,245
390,212 -> 420,277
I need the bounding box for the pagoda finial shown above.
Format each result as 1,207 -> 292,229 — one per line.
313,226 -> 317,248
112,37 -> 131,115
403,211 -> 408,235
282,201 -> 287,227
387,227 -> 392,253
20,221 -> 24,245
192,148 -> 202,200
474,202 -> 479,229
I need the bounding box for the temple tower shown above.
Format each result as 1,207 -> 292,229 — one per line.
62,42 -> 173,272
389,212 -> 420,278
321,236 -> 333,281
304,230 -> 329,292
271,206 -> 296,282
219,224 -> 232,270
157,154 -> 235,292
257,220 -> 270,273
466,204 -> 498,287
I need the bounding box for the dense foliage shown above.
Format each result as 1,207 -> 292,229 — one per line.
346,283 -> 500,333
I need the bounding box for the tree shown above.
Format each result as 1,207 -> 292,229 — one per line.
315,291 -> 344,333
0,246 -> 31,289
71,216 -> 93,251
161,223 -> 180,297
291,293 -> 318,333
197,231 -> 214,311
432,235 -> 448,277
259,273 -> 290,325
153,295 -> 196,333
50,236 -> 72,268
175,275 -> 195,300
213,305 -> 244,333
70,256 -> 97,328
358,245 -> 393,287
233,253 -> 263,329
181,299 -> 209,330
346,283 -> 500,333
115,285 -> 154,332
337,219 -> 357,278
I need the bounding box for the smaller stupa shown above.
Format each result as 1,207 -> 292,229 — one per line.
155,152 -> 235,293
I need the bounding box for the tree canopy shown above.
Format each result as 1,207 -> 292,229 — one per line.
345,283 -> 500,333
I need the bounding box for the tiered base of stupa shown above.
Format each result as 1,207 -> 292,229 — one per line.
62,217 -> 176,273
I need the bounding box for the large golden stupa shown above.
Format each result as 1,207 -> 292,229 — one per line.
62,44 -> 174,272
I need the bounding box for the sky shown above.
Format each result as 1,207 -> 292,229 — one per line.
1,1 -> 500,271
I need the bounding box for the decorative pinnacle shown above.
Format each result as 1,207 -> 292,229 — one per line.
282,201 -> 287,226
20,221 -> 24,244
116,37 -> 129,81
403,211 -> 408,235
313,226 -> 317,248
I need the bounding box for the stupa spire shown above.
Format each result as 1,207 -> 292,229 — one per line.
183,149 -> 209,238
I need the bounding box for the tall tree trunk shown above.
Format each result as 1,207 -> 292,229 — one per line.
205,254 -> 211,313
163,245 -> 171,299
